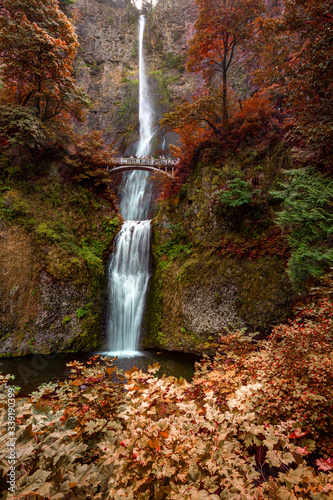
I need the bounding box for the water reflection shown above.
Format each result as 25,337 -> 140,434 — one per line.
0,350 -> 197,396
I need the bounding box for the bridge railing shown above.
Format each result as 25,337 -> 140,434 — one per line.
110,157 -> 178,167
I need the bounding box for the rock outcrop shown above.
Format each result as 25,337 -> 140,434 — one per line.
0,171 -> 121,357
143,145 -> 296,353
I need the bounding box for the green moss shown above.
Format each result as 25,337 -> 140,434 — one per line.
148,71 -> 180,105
35,222 -> 61,242
157,240 -> 192,261
131,41 -> 138,57
156,331 -> 167,344
0,164 -> 121,354
163,51 -> 185,72
117,82 -> 138,121
143,141 -> 296,350
142,269 -> 164,348
76,304 -> 91,319
62,315 -> 72,325
67,313 -> 102,352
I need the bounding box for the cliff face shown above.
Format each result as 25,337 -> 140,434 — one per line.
68,0 -> 295,355
71,0 -> 198,152
143,145 -> 296,353
0,225 -> 89,355
0,0 -> 297,358
0,169 -> 121,357
1,0 -> 198,358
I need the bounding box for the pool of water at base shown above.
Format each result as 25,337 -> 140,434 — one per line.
0,350 -> 198,396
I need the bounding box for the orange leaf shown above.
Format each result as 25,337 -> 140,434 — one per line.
106,367 -> 116,376
70,378 -> 84,386
148,437 -> 160,449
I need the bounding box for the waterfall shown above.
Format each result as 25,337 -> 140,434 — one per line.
119,169 -> 153,221
107,15 -> 154,354
107,221 -> 151,352
137,15 -> 154,156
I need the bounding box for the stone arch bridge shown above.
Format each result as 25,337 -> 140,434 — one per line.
107,157 -> 177,177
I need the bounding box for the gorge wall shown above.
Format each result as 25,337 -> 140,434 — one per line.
0,169 -> 121,357
0,0 -> 197,357
71,0 -> 198,152
143,144 -> 297,353
0,0 -> 297,358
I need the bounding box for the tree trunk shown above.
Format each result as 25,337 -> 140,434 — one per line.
222,68 -> 228,123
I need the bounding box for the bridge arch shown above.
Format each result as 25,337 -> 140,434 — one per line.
107,157 -> 177,177
107,165 -> 174,177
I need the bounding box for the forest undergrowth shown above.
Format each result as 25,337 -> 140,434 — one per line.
1,276 -> 332,499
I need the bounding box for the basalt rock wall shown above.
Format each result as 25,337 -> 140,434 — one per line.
0,169 -> 121,358
143,145 -> 297,353
0,225 -> 90,356
71,0 -> 198,153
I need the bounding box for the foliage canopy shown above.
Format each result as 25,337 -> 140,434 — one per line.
0,0 -> 89,153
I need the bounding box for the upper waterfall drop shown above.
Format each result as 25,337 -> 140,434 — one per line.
119,14 -> 155,222
137,15 -> 154,157
118,14 -> 155,222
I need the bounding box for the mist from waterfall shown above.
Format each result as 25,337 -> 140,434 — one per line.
107,15 -> 154,354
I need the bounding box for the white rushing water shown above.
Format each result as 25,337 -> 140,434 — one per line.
107,220 -> 151,352
119,170 -> 153,221
137,15 -> 154,157
107,15 -> 154,354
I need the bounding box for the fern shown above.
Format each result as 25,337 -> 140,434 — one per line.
220,177 -> 253,207
271,167 -> 333,286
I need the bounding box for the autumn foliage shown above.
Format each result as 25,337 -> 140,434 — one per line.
254,0 -> 333,172
164,0 -> 332,174
161,0 -> 332,286
0,0 -> 116,202
187,0 -> 264,122
0,0 -> 89,135
1,295 -> 332,498
63,131 -> 115,202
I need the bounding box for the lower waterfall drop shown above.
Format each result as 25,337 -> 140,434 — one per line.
107,220 -> 151,353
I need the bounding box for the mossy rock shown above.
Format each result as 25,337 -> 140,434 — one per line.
143,142 -> 296,352
0,165 -> 120,357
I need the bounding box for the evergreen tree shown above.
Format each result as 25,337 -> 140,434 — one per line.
272,168 -> 333,286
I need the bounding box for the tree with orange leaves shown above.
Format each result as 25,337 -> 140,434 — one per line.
0,0 -> 89,152
254,0 -> 333,172
187,0 -> 264,123
161,87 -> 228,135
